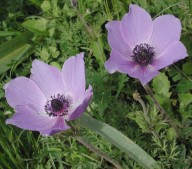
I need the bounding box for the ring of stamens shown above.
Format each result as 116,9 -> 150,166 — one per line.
131,43 -> 155,66
45,94 -> 69,117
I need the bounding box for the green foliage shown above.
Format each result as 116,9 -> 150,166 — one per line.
91,38 -> 105,66
179,93 -> 192,119
127,107 -> 168,134
22,18 -> 48,35
79,114 -> 158,169
152,72 -> 171,98
151,72 -> 173,113
0,0 -> 192,169
0,31 -> 34,74
182,62 -> 192,75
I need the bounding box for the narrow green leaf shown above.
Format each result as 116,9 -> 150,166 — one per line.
79,114 -> 159,169
0,31 -> 34,74
0,31 -> 19,37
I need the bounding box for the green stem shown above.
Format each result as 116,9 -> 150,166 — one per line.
79,114 -> 159,169
153,2 -> 183,19
143,84 -> 179,138
73,6 -> 105,64
68,122 -> 123,169
144,84 -> 170,119
133,91 -> 159,139
138,97 -> 148,117
75,136 -> 123,169
74,7 -> 96,39
133,92 -> 148,117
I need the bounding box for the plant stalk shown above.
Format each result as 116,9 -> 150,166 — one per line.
133,91 -> 159,139
143,84 -> 179,137
75,136 -> 123,169
68,122 -> 123,169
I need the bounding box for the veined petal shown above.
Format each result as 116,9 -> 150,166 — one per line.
130,66 -> 159,85
149,15 -> 181,55
4,77 -> 46,113
40,117 -> 70,136
6,105 -> 70,136
62,53 -> 85,101
152,41 -> 187,70
105,50 -> 137,74
30,60 -> 65,99
121,4 -> 153,49
106,21 -> 132,55
66,85 -> 93,121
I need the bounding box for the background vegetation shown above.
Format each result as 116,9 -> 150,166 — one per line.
0,0 -> 192,168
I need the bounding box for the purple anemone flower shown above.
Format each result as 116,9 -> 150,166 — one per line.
105,4 -> 187,85
4,53 -> 93,136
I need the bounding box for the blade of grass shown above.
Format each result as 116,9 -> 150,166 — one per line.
79,114 -> 159,169
0,31 -> 34,74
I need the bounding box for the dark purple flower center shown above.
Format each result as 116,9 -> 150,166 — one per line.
51,99 -> 63,112
131,43 -> 155,66
45,94 -> 70,117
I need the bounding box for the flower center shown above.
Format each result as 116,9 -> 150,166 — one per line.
51,99 -> 63,112
131,43 -> 155,66
45,94 -> 69,117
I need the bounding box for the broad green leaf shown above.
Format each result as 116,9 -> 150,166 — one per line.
182,36 -> 192,56
172,74 -> 181,82
167,127 -> 177,141
151,73 -> 172,112
22,18 -> 48,35
152,72 -> 171,98
176,79 -> 192,93
91,37 -> 105,66
179,93 -> 192,107
179,93 -> 192,119
0,31 -> 34,74
182,62 -> 192,75
41,1 -> 51,12
50,62 -> 61,70
79,114 -> 159,169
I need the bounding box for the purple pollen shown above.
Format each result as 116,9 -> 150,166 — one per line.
131,43 -> 155,66
45,94 -> 70,117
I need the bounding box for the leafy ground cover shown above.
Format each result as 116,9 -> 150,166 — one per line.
0,0 -> 192,168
